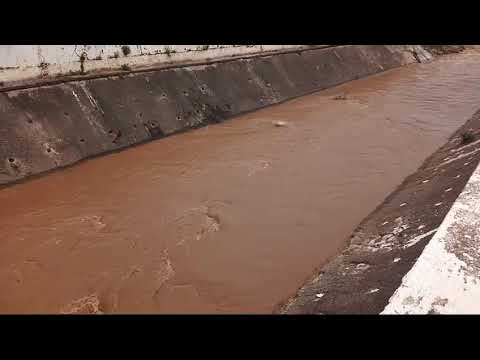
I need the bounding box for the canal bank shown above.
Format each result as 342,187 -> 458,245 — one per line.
382,145 -> 480,314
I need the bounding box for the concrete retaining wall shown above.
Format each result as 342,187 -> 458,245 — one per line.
0,45 -> 431,186
0,45 -> 309,86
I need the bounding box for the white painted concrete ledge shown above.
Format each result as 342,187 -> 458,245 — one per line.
382,163 -> 480,314
0,45 -> 310,84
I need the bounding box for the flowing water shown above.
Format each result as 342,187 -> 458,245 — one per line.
2,50 -> 480,313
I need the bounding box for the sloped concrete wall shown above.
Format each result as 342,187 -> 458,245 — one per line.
382,164 -> 480,314
0,45 -> 427,186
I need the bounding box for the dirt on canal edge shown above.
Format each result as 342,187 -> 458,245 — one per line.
278,107 -> 480,315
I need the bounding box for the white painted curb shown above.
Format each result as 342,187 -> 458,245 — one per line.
382,163 -> 480,314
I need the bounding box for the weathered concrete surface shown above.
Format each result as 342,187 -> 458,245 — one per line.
0,45 -> 439,186
382,164 -> 480,314
0,45 -> 310,86
281,98 -> 480,315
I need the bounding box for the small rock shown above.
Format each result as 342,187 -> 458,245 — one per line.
273,121 -> 287,127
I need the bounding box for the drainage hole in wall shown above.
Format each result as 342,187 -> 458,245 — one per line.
8,158 -> 15,163
176,116 -> 182,121
64,112 -> 69,116
133,124 -> 137,129
138,112 -> 143,118
46,148 -> 52,153
183,91 -> 189,96
108,130 -> 114,135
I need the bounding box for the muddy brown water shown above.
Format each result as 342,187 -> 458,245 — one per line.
2,50 -> 480,314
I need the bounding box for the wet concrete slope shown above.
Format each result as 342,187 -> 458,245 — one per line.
0,45 -> 431,186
